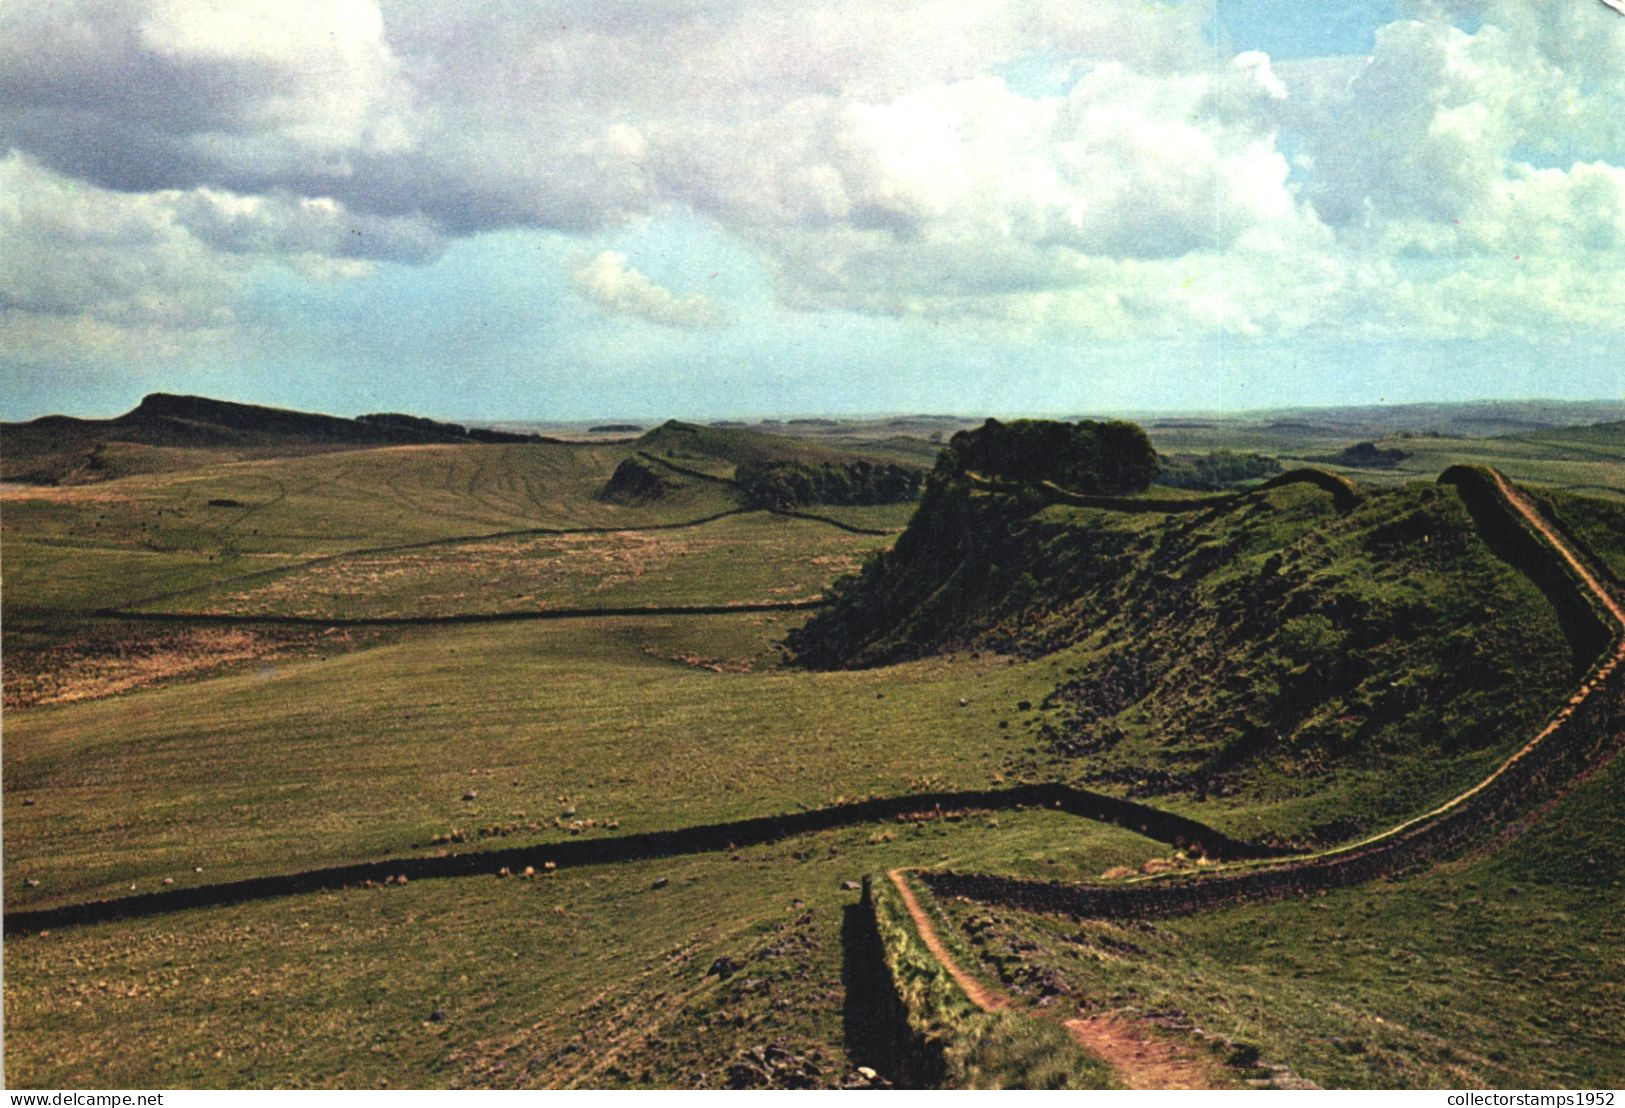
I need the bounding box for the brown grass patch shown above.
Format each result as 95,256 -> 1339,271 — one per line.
2,627 -> 334,708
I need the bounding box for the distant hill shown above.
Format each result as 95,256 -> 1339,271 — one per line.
1503,419 -> 1625,451
0,393 -> 553,485
1316,441 -> 1410,468
628,420 -> 928,508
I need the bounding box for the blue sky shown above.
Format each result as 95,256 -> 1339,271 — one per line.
2,1 -> 1621,422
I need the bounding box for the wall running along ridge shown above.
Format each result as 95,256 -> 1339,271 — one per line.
971,466 -> 1360,515
841,876 -> 953,1087
919,466 -> 1623,920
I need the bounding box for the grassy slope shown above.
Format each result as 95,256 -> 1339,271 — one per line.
794,480 -> 1571,845
1139,417 -> 1625,501
136,512 -> 891,619
638,421 -> 901,471
933,741 -> 1625,1088
1540,489 -> 1625,582
2,810 -> 1161,1088
5,420 -> 1620,1089
3,616 -> 1075,908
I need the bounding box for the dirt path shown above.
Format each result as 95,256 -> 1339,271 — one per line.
1063,1015 -> 1230,1091
886,869 -> 1008,1012
889,469 -> 1625,1089
885,870 -> 1224,1089
1492,470 -> 1625,630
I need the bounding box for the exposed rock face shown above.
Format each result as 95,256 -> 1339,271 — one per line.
599,457 -> 677,503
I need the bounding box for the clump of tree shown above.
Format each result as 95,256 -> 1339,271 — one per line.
940,418 -> 1158,494
1159,451 -> 1281,491
735,458 -> 924,509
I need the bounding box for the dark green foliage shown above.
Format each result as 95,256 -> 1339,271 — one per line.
736,458 -> 923,509
1159,451 -> 1281,491
940,418 -> 1159,495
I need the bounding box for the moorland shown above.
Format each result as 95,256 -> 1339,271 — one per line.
3,394 -> 1623,1089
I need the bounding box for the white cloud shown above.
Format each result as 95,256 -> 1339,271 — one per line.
1,0 -> 1622,363
570,251 -> 723,330
0,151 -> 446,357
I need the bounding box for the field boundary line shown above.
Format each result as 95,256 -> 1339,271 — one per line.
3,783 -> 1271,935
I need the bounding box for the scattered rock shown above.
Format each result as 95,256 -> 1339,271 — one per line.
463,790 -> 478,801
23,878 -> 40,888
652,877 -> 670,890
161,876 -> 175,885
726,1042 -> 824,1089
841,880 -> 861,891
708,956 -> 744,979
428,1007 -> 446,1023
957,697 -> 969,707
1227,1042 -> 1262,1068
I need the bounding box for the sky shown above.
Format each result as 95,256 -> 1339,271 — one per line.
1,0 -> 1622,422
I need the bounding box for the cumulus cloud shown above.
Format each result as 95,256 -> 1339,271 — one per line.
0,150 -> 444,359
570,251 -> 723,330
1,0 -> 1622,359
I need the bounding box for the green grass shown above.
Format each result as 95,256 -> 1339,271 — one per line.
3,616 -> 1079,908
2,442 -> 737,562
797,479 -> 1573,846
1137,417 -> 1625,500
1541,490 -> 1625,582
868,872 -> 1117,1089
4,419 -> 1621,1089
1341,437 -> 1625,500
2,809 -> 1158,1089
136,512 -> 891,618
931,740 -> 1625,1088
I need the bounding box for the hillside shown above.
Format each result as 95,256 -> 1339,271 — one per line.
633,420 -> 927,508
791,422 -> 1573,843
4,408 -> 1621,1090
0,393 -> 553,485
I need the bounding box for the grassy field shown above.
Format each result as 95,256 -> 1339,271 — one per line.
1144,420 -> 1625,502
933,739 -> 1625,1089
2,809 -> 1161,1089
5,614 -> 1087,909
134,513 -> 892,619
4,412 -> 1623,1089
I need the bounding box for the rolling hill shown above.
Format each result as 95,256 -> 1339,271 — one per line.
3,411 -> 1623,1089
